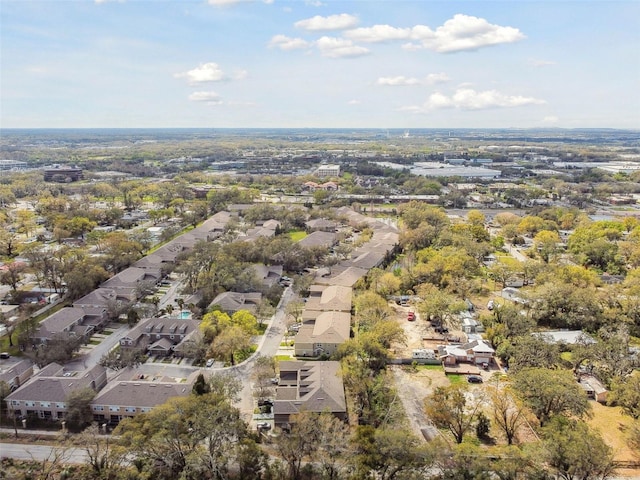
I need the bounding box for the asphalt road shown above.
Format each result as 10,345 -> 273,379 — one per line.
0,443 -> 88,463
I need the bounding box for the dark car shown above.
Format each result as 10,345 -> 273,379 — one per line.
257,422 -> 271,430
467,375 -> 483,384
258,399 -> 273,407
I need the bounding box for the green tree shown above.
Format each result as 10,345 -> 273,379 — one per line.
488,385 -> 527,445
609,373 -> 640,419
424,384 -> 483,444
65,387 -> 97,431
211,325 -> 251,366
541,416 -> 615,480
512,368 -> 591,427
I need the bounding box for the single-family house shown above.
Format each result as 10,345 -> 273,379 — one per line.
273,361 -> 346,429
5,364 -> 107,421
579,374 -> 608,403
439,340 -> 495,366
297,231 -> 337,249
251,264 -> 283,288
209,291 -> 262,314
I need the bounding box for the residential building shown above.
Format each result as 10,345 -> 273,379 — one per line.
0,359 -> 33,391
439,340 -> 495,366
273,361 -> 346,428
5,364 -> 107,421
304,285 -> 352,313
209,291 -> 262,314
91,370 -> 198,425
119,317 -> 200,357
294,311 -> 351,357
31,307 -> 94,344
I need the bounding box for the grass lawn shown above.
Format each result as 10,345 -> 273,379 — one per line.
88,340 -> 100,345
275,354 -> 292,361
447,374 -> 465,384
0,336 -> 22,356
288,230 -> 307,242
102,329 -> 114,335
588,402 -> 638,463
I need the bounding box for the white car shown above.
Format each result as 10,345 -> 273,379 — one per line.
206,359 -> 214,367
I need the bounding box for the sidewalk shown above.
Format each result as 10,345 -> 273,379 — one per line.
0,426 -> 64,437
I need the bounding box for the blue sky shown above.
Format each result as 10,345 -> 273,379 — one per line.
1,0 -> 639,129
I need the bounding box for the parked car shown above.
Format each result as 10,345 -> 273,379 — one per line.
0,352 -> 10,359
487,300 -> 494,311
270,376 -> 280,384
257,422 -> 271,430
467,375 -> 483,384
407,311 -> 416,321
206,358 -> 214,367
434,325 -> 449,334
258,399 -> 273,407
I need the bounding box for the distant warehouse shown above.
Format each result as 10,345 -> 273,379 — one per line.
44,166 -> 83,182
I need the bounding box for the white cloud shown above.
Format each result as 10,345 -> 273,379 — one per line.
268,34 -> 311,50
305,0 -> 325,6
347,99 -> 361,105
175,62 -> 226,84
347,14 -> 524,53
425,72 -> 450,85
406,88 -> 545,111
295,13 -> 359,31
188,91 -> 223,104
376,76 -> 420,86
426,14 -> 525,53
315,36 -> 369,58
346,24 -> 413,43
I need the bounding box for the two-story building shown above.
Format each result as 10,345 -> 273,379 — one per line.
5,363 -> 107,421
119,317 -> 200,357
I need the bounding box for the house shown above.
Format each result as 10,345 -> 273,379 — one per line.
439,340 -> 495,366
91,370 -> 198,425
294,311 -> 351,357
305,218 -> 338,232
5,364 -> 107,421
297,231 -> 337,249
0,359 -> 34,391
73,288 -> 132,323
314,266 -> 368,288
273,361 -> 346,429
31,307 -> 93,344
251,264 -> 283,288
304,285 -> 352,313
101,267 -> 162,298
209,291 -> 263,314
119,317 -> 200,357
579,374 -> 608,403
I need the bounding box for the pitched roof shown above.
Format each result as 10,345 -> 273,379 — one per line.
91,378 -> 195,408
295,311 -> 350,345
274,361 -> 346,416
6,364 -> 106,404
297,231 -> 337,249
304,285 -> 352,312
34,307 -> 85,338
210,291 -> 262,313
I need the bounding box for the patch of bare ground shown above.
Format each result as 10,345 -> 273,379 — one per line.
390,364 -> 451,440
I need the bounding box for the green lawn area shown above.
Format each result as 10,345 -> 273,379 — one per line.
88,339 -> 101,345
447,374 -> 465,384
275,354 -> 292,361
288,230 -> 307,242
102,329 -> 114,335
